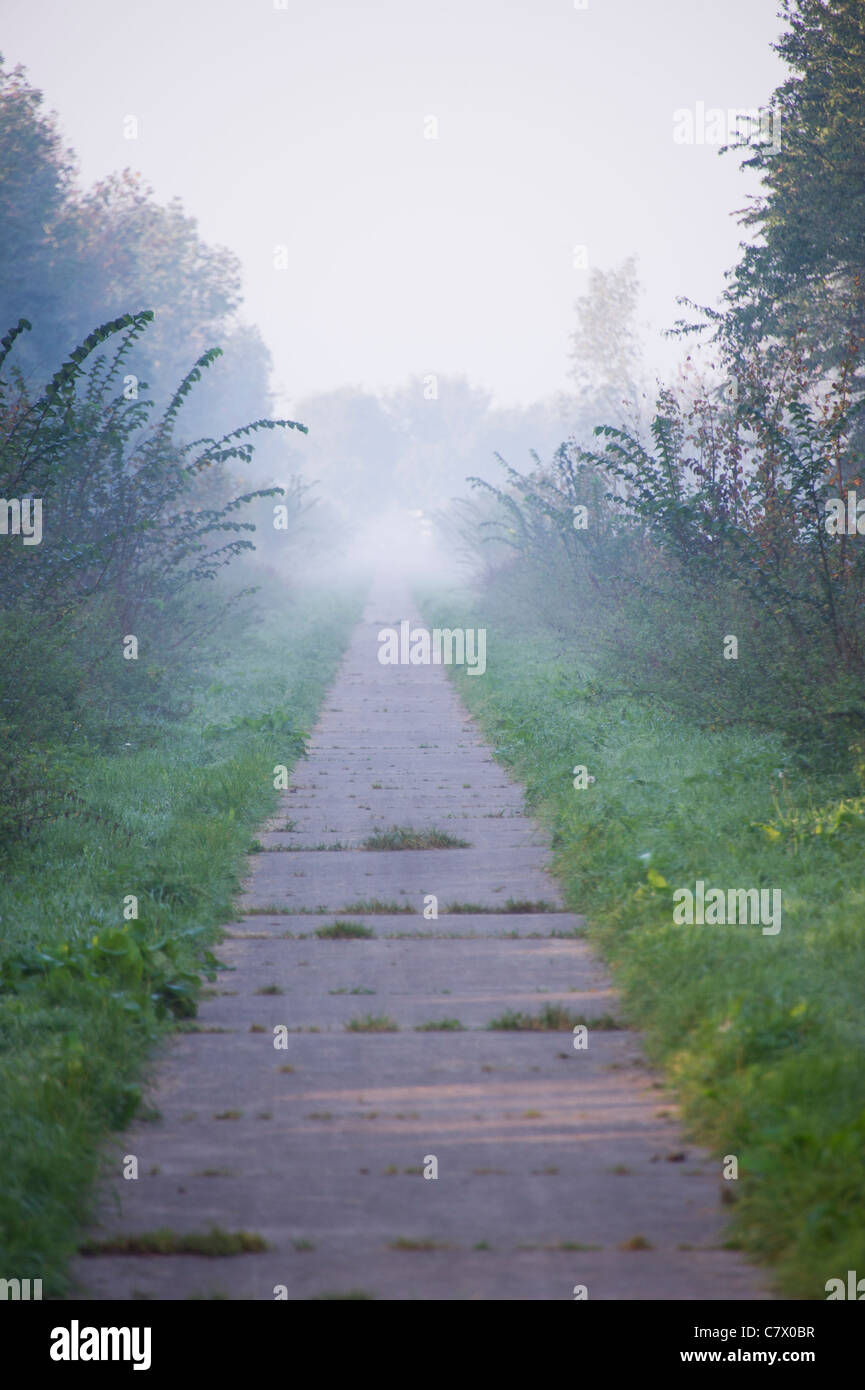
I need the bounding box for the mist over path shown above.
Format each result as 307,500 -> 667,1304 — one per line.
73,576 -> 769,1300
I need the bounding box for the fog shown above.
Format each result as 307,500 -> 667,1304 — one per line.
7,0 -> 861,1319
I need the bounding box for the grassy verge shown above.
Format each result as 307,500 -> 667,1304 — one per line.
0,585 -> 362,1292
422,581 -> 865,1299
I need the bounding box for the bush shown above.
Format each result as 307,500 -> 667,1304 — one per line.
0,312 -> 306,845
464,330 -> 865,754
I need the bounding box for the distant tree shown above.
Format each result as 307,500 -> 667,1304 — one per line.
63,170 -> 244,405
0,57 -> 79,384
566,255 -> 646,434
384,375 -> 495,507
288,386 -> 399,517
0,58 -> 274,445
712,0 -> 865,391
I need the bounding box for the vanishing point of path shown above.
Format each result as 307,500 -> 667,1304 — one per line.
74,578 -> 770,1301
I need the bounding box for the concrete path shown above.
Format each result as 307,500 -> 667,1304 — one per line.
73,578 -> 770,1301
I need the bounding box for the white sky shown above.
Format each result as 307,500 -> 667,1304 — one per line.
2,0 -> 785,411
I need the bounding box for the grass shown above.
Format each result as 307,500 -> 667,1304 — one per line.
422,579 -> 865,1300
443,899 -> 559,914
387,1237 -> 451,1251
414,1019 -> 465,1031
341,899 -> 414,915
345,1015 -> 399,1033
80,1227 -> 269,1256
361,825 -> 470,850
486,1005 -> 623,1032
0,586 -> 361,1294
314,921 -> 375,939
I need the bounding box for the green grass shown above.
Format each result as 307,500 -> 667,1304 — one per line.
361,826 -> 470,850
0,585 -> 361,1294
387,1237 -> 451,1251
80,1227 -> 269,1256
345,1015 -> 399,1033
422,580 -> 865,1299
414,1019 -> 466,1031
443,899 -> 559,914
313,920 -> 375,939
341,899 -> 413,915
486,1005 -> 623,1031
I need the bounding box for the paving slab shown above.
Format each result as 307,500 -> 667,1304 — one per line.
72,576 -> 771,1301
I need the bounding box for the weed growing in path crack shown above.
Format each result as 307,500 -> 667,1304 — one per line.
387,1237 -> 451,1251
486,1005 -> 624,1031
414,1019 -> 465,1031
345,1015 -> 399,1032
282,841 -> 347,851
80,1228 -> 269,1256
314,921 -> 375,939
503,898 -> 559,913
342,899 -> 413,915
177,1024 -> 234,1034
443,899 -> 560,914
361,826 -> 470,850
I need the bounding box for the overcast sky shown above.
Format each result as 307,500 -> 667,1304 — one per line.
3,0 -> 785,411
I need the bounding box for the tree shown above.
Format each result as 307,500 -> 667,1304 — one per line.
0,57 -> 79,385
0,59 -> 274,444
718,0 -> 865,387
566,255 -> 646,435
287,386 -> 399,519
